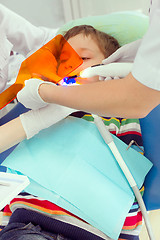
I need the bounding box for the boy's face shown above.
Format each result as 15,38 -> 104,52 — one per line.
67,33 -> 105,84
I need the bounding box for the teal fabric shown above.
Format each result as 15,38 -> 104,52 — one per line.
57,11 -> 149,46
3,117 -> 152,240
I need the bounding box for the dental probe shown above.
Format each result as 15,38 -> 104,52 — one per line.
80,63 -> 133,78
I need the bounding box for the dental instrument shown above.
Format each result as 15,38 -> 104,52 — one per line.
80,63 -> 133,79
58,75 -> 77,86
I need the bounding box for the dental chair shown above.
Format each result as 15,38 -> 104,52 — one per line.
140,104 -> 160,211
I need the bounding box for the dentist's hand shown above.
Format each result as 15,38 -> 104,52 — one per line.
80,62 -> 133,80
17,78 -> 55,110
103,39 -> 142,64
20,103 -> 77,139
80,39 -> 141,80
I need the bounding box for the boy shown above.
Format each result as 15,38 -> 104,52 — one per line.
0,25 -> 142,240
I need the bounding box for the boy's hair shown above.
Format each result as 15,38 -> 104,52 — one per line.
63,25 -> 120,58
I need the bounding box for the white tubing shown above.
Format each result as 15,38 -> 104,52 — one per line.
132,186 -> 155,240
92,114 -> 155,240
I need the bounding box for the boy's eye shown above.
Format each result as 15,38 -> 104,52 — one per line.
82,57 -> 90,61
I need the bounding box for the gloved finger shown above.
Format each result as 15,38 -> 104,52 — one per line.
17,78 -> 48,110
104,76 -> 112,81
99,76 -> 105,81
17,85 -> 30,104
17,78 -> 43,99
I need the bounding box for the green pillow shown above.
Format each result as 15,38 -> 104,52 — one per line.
57,11 -> 149,46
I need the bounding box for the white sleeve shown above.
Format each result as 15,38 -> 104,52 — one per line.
20,104 -> 76,139
0,4 -> 58,56
0,29 -> 13,92
132,0 -> 160,91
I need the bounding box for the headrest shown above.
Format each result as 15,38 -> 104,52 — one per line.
57,11 -> 149,46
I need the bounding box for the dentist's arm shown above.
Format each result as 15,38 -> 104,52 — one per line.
0,4 -> 57,55
17,70 -> 160,119
38,73 -> 160,119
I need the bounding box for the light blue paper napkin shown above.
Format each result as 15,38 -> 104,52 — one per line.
3,117 -> 152,239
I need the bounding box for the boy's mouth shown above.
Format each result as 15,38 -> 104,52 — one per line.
58,75 -> 79,86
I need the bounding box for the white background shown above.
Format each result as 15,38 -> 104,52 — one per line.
0,0 -> 150,28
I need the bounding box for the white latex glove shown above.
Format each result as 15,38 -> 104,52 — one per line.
80,62 -> 133,79
20,104 -> 76,139
17,78 -> 55,110
103,39 -> 142,64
